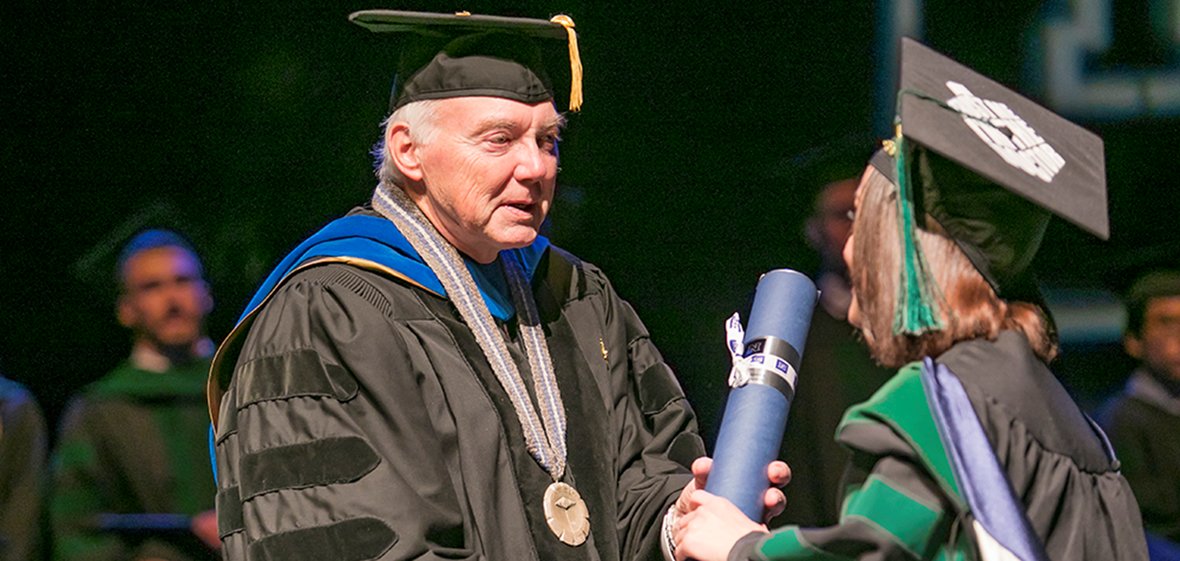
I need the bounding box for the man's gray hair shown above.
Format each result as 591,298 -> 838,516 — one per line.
373,99 -> 442,186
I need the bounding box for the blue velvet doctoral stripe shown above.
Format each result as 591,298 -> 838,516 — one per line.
237,214 -> 550,324
920,357 -> 1049,561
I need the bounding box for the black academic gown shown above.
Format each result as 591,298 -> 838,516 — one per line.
212,244 -> 704,561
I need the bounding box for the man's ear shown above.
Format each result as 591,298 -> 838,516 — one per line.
803,217 -> 823,252
1124,333 -> 1144,360
388,122 -> 424,182
199,280 -> 214,316
117,295 -> 137,329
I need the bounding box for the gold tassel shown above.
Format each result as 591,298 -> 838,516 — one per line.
550,15 -> 583,112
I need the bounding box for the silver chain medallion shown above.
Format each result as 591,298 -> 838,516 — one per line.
544,481 -> 590,546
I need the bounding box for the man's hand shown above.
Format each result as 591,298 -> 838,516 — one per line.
673,457 -> 790,522
665,457 -> 788,561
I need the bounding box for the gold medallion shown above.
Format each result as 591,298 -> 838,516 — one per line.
543,481 -> 590,546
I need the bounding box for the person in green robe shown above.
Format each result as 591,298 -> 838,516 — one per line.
50,230 -> 219,561
668,39 -> 1148,561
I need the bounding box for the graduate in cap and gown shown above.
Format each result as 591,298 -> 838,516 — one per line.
206,10 -> 769,561
670,38 -> 1148,561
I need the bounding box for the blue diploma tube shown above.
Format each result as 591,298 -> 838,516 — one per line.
705,269 -> 817,521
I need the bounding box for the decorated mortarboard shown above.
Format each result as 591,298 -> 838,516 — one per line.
872,38 -> 1108,335
349,10 -> 582,112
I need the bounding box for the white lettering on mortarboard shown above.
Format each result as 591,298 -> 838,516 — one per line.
944,81 -> 1066,183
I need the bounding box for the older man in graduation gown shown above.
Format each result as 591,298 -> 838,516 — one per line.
207,11 -> 707,561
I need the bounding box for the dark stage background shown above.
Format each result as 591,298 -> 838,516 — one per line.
3,1 -> 1178,442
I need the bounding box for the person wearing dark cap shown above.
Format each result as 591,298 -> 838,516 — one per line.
1100,271 -> 1180,552
669,39 -> 1147,561
50,229 -> 218,561
0,367 -> 48,561
206,11 -> 790,561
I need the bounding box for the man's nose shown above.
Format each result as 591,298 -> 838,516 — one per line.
162,279 -> 191,301
514,141 -> 550,183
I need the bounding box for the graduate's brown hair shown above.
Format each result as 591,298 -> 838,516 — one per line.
849,166 -> 1058,368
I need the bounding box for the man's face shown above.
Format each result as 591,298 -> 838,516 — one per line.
1127,295 -> 1180,382
815,178 -> 858,265
118,246 -> 211,349
408,96 -> 561,263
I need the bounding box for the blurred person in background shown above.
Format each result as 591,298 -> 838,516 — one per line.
0,364 -> 48,561
1101,270 -> 1180,557
776,173 -> 893,528
50,229 -> 219,561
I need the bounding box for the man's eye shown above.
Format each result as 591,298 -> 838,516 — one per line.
137,281 -> 163,293
1156,316 -> 1180,329
488,134 -> 512,145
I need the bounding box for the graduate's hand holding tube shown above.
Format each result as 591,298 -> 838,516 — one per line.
670,458 -> 789,561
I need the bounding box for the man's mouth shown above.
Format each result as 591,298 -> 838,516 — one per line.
504,201 -> 536,215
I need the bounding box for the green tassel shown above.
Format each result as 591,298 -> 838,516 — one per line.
891,127 -> 944,335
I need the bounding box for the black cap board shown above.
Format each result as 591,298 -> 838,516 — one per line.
349,10 -> 582,113
897,37 -> 1108,240
870,39 -> 1110,335
876,38 -> 1108,307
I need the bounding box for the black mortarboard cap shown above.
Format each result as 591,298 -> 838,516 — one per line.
878,38 -> 1108,308
349,10 -> 582,113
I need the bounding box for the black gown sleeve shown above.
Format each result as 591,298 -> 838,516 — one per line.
590,266 -> 704,560
214,265 -> 478,561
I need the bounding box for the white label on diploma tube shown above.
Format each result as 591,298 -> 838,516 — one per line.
723,313 -> 799,391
